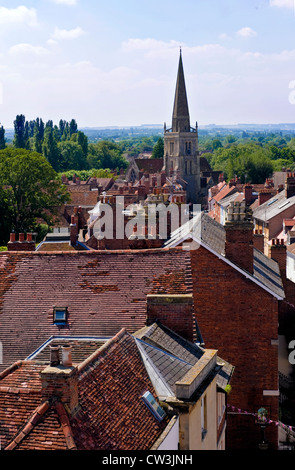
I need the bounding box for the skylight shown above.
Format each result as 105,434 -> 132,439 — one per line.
142,391 -> 166,421
53,307 -> 68,325
278,201 -> 291,210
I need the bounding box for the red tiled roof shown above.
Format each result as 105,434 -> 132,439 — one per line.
136,158 -> 164,173
1,331 -> 169,450
212,185 -> 238,203
0,249 -> 192,372
72,331 -> 168,450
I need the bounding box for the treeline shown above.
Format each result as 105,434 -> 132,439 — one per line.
200,132 -> 295,184
3,115 -> 129,174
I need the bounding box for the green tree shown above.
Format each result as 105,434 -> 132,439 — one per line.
58,140 -> 87,171
32,118 -> 45,153
71,131 -> 88,159
13,114 -> 27,148
0,148 -> 70,239
42,126 -> 60,171
151,137 -> 164,159
87,141 -> 128,171
0,124 -> 6,150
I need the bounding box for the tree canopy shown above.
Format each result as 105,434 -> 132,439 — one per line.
0,148 -> 70,244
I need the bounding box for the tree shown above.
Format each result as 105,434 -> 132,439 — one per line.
13,114 -> 27,148
71,131 -> 88,159
151,137 -> 164,159
57,140 -> 87,171
0,124 -> 6,150
0,148 -> 70,240
87,141 -> 128,171
32,118 -> 45,153
42,126 -> 60,171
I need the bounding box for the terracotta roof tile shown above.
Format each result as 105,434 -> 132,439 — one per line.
0,249 -> 192,372
1,330 -> 170,450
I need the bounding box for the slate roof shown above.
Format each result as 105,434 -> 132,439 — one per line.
135,322 -> 233,395
164,212 -> 285,299
253,191 -> 295,223
0,329 -> 170,450
0,249 -> 193,372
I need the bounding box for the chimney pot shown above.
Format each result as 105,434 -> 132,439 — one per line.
10,233 -> 16,243
62,345 -> 72,368
27,233 -> 33,242
50,345 -> 60,367
19,233 -> 25,242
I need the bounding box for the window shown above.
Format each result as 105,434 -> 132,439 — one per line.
142,391 -> 166,421
170,142 -> 174,155
186,142 -> 191,154
201,395 -> 207,439
53,307 -> 68,324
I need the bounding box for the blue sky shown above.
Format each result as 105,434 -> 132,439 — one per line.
0,0 -> 295,128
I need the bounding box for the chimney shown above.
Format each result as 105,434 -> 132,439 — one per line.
146,294 -> 195,342
137,185 -> 146,201
41,345 -> 78,415
269,238 -> 286,281
62,345 -> 73,368
50,345 -> 60,367
258,190 -> 272,206
224,202 -> 254,274
7,233 -> 35,252
244,184 -> 253,205
285,173 -> 295,199
70,214 -> 79,246
253,229 -> 264,253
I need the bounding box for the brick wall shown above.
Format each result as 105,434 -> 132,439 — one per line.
189,246 -> 279,450
146,294 -> 195,343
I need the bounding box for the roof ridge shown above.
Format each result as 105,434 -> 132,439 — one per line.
0,360 -> 23,381
77,328 -> 128,374
54,401 -> 77,450
5,400 -> 51,450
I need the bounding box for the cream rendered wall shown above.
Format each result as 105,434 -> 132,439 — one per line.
179,376 -> 218,450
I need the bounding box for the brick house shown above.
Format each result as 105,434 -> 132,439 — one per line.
165,206 -> 285,449
0,322 -> 233,450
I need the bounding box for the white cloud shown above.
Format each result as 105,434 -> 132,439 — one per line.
0,6 -> 38,26
270,0 -> 295,9
236,27 -> 257,37
52,26 -> 85,40
8,43 -> 49,56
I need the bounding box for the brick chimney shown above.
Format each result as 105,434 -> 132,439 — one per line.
146,294 -> 195,342
258,190 -> 272,206
70,215 -> 78,246
285,173 -> 295,199
269,239 -> 286,281
7,233 -> 35,252
253,229 -> 264,253
244,184 -> 253,205
41,345 -> 78,415
224,202 -> 254,274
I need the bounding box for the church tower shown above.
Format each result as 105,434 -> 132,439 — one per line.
163,50 -> 200,204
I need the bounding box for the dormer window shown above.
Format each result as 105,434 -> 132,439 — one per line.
142,391 -> 165,421
53,307 -> 68,325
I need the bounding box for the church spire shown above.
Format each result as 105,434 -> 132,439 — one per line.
172,49 -> 190,133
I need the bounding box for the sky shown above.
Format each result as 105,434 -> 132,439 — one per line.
0,0 -> 295,129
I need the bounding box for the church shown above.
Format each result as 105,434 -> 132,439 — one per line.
163,49 -> 201,204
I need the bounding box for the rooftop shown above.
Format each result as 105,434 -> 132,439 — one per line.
0,322 -> 233,450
